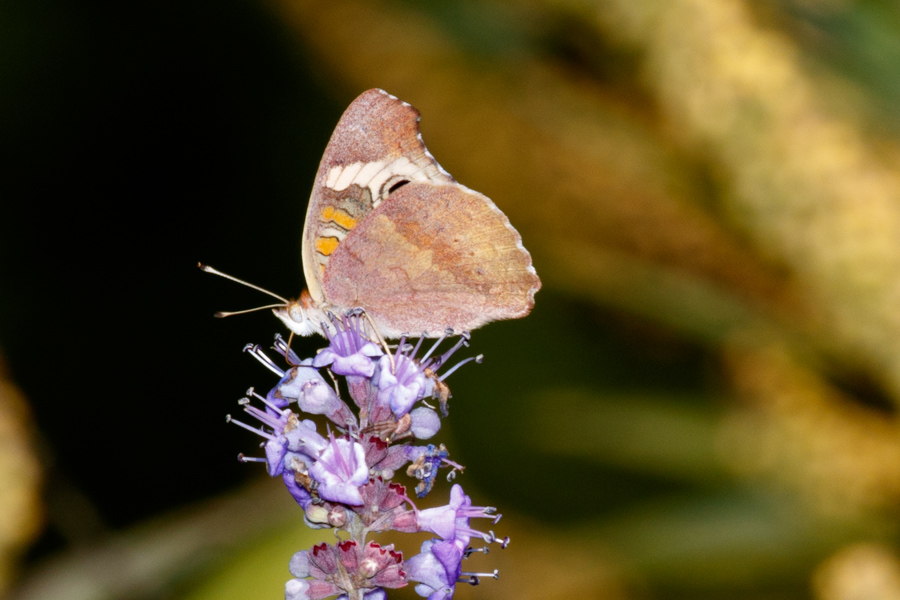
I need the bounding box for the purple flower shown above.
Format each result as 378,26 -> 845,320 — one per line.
375,352 -> 427,417
260,416 -> 328,503
416,484 -> 502,547
409,407 -> 441,440
406,539 -> 464,600
282,469 -> 313,510
267,417 -> 327,509
313,313 -> 383,378
283,418 -> 328,459
371,333 -> 481,420
228,393 -> 325,475
272,360 -> 356,427
309,433 -> 369,505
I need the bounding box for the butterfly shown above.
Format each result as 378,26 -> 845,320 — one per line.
206,89 -> 540,340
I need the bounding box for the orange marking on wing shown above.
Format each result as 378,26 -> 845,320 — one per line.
320,206 -> 357,230
316,237 -> 340,257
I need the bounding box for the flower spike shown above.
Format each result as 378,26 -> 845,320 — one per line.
225,330 -> 506,599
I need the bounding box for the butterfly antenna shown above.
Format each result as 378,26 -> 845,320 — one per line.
214,304 -> 285,318
199,263 -> 293,319
198,263 -> 290,304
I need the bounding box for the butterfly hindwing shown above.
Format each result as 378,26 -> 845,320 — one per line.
322,181 -> 539,337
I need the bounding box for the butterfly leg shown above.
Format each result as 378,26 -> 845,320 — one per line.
359,309 -> 396,373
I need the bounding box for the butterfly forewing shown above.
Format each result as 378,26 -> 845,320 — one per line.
302,90 -> 453,306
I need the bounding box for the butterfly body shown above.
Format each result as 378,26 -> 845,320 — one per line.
274,89 -> 540,339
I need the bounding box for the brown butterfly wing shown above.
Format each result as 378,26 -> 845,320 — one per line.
322,181 -> 541,337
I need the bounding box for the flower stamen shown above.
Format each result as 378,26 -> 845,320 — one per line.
243,343 -> 285,376
226,414 -> 276,440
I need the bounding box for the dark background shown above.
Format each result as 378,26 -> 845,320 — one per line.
0,0 -> 334,531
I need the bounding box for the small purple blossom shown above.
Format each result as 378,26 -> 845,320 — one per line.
409,407 -> 441,440
282,469 -> 313,510
416,484 -> 505,548
228,393 -> 326,474
375,352 -> 427,417
313,313 -> 383,378
272,359 -> 356,426
407,539 -> 463,600
309,433 -> 369,505
370,332 -> 482,420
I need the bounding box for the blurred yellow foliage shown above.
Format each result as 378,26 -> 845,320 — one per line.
814,543 -> 900,600
0,353 -> 42,595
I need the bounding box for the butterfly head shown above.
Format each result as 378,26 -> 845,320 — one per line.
273,290 -> 327,337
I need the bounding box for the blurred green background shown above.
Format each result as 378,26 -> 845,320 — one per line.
3,0 -> 900,599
